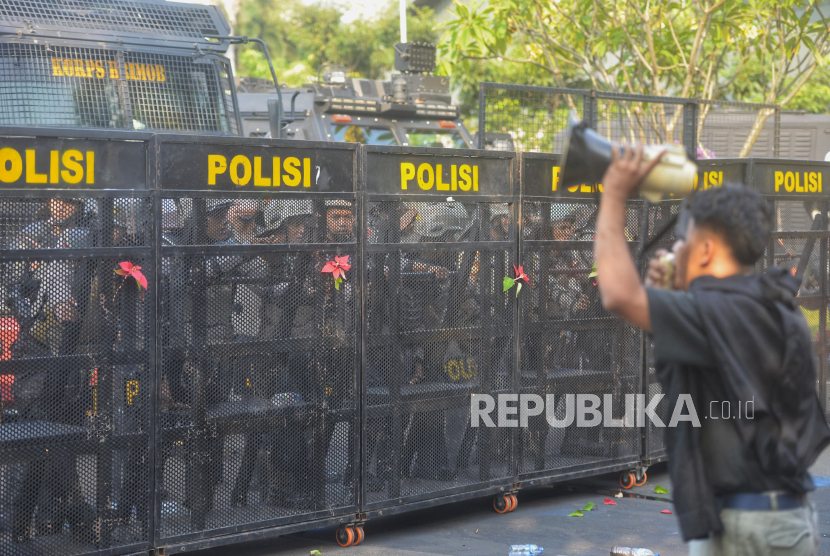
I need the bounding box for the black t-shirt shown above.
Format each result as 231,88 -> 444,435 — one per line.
647,287 -> 813,495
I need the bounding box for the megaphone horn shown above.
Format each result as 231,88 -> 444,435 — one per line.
559,112 -> 698,202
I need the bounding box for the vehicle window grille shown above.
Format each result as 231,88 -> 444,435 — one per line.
0,0 -> 220,39
0,43 -> 237,134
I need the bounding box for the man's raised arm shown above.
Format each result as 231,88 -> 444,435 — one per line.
594,145 -> 664,332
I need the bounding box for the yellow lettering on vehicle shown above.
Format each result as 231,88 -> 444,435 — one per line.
436,164 -> 449,191
417,163 -> 434,190
0,148 -> 23,183
230,155 -> 251,186
25,150 -> 46,184
61,150 -> 84,184
86,152 -> 94,184
400,162 -> 481,193
208,155 -> 227,185
53,59 -> 168,81
0,148 -> 96,185
254,157 -> 271,186
283,157 -> 302,186
695,171 -> 723,190
458,164 -> 471,191
773,169 -> 824,194
400,162 -> 415,190
204,154 -> 311,188
126,381 -> 139,406
443,358 -> 477,382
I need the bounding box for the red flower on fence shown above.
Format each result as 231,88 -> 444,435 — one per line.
115,261 -> 148,290
322,255 -> 351,290
503,264 -> 530,297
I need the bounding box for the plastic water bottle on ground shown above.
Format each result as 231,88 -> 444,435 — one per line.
611,548 -> 654,556
508,545 -> 543,555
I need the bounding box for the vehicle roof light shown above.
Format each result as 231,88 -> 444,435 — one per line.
332,114 -> 352,123
438,120 -> 456,129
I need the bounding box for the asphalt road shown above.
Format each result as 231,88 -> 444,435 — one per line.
190,449 -> 830,556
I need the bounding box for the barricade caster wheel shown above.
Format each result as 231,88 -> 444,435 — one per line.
493,494 -> 510,513
634,472 -> 647,487
507,494 -> 517,511
336,525 -> 355,547
353,525 -> 365,546
620,472 -> 635,489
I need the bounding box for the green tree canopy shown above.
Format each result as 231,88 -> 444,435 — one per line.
235,0 -> 437,87
439,0 -> 830,154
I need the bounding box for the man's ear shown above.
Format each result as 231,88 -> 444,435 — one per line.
697,236 -> 715,268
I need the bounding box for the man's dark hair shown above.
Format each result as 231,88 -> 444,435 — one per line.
686,184 -> 772,265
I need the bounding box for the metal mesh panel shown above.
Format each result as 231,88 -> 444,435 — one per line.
0,193 -> 153,554
593,95 -> 684,146
0,43 -> 237,134
364,199 -> 514,504
518,199 -> 641,476
156,195 -> 357,541
481,83 -> 782,159
768,197 -> 828,414
0,0 -> 221,39
479,84 -> 586,152
642,201 -> 681,462
698,102 -> 779,159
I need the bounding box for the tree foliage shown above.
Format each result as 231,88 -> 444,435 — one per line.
439,0 -> 830,154
234,0 -> 437,87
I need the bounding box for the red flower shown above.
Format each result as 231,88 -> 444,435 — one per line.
115,261 -> 148,290
322,255 -> 351,281
513,264 -> 530,286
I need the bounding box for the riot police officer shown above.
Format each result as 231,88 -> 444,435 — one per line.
106,199 -> 150,531
399,204 -> 468,482
229,199 -> 314,509
6,197 -> 96,543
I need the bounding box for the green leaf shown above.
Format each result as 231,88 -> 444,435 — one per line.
515,281 -> 522,297
582,502 -> 596,511
567,509 -> 584,517
335,277 -> 343,290
655,485 -> 669,494
503,277 -> 516,292
310,551 -> 323,556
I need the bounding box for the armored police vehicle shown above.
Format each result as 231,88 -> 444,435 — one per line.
0,0 -> 241,135
237,43 -> 480,148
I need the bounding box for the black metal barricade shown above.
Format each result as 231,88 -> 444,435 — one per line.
747,159 -> 830,416
516,153 -> 642,485
153,136 -> 360,549
2,126 -> 828,556
361,146 -> 518,517
0,128 -> 155,556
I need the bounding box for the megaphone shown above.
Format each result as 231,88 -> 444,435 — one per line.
559,112 -> 697,202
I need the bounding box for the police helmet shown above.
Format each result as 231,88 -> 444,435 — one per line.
260,199 -> 313,236
205,198 -> 234,214
489,204 -> 509,220
415,203 -> 468,238
113,198 -> 141,233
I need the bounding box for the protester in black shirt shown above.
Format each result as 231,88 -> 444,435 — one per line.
594,145 -> 830,556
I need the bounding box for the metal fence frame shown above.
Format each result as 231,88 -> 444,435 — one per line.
0,125 -> 827,556
478,82 -> 780,161
360,144 -> 521,519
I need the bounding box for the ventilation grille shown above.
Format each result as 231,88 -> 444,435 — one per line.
0,0 -> 222,39
0,43 -> 238,134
